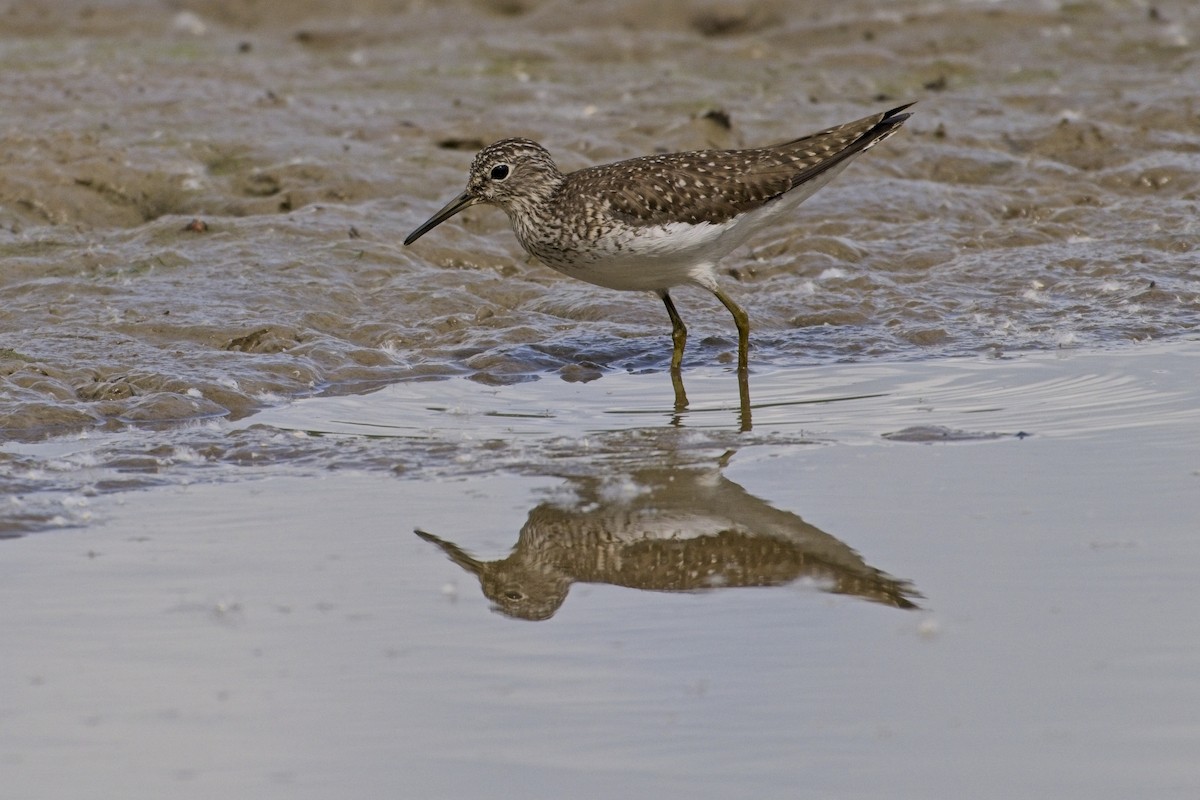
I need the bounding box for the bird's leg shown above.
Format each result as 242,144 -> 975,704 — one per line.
659,291 -> 688,372
711,286 -> 750,373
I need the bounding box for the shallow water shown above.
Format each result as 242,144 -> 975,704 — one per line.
5,344 -> 1200,798
3,0 -> 1200,797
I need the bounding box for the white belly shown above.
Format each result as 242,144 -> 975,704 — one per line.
531,217 -> 744,292
514,175 -> 838,293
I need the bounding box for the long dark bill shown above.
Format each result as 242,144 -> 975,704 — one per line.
413,528 -> 485,577
403,191 -> 479,245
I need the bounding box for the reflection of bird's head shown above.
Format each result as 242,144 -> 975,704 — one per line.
415,529 -> 570,621
478,568 -> 570,622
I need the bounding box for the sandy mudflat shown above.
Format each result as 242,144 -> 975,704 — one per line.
3,0 -> 1199,437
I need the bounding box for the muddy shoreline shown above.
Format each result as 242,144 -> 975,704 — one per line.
3,0 -> 1198,441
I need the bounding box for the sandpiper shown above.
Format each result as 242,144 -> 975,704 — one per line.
405,104 -> 912,372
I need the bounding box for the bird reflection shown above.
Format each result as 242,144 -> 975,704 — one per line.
416,456 -> 919,620
669,369 -> 752,431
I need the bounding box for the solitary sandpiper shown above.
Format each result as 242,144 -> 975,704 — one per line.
405,104 -> 912,373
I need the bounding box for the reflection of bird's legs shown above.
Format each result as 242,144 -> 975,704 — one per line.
737,368 -> 752,432
670,369 -> 689,416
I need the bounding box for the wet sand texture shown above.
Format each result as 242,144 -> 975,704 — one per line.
2,0 -> 1198,439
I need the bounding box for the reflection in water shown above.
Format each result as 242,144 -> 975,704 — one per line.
416,455 -> 919,620
670,369 -> 753,431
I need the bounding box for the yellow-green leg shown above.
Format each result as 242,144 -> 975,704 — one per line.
659,291 -> 688,372
711,286 -> 750,372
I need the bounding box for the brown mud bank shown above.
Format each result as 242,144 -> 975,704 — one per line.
2,0 -> 1199,441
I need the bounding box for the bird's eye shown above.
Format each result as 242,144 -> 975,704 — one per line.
490,164 -> 510,181
504,590 -> 524,601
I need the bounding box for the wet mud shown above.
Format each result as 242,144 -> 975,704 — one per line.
1,0 -> 1198,442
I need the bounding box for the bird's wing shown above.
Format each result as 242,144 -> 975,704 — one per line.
567,104 -> 912,228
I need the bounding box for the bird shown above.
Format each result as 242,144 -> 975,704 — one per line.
404,103 -> 912,373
